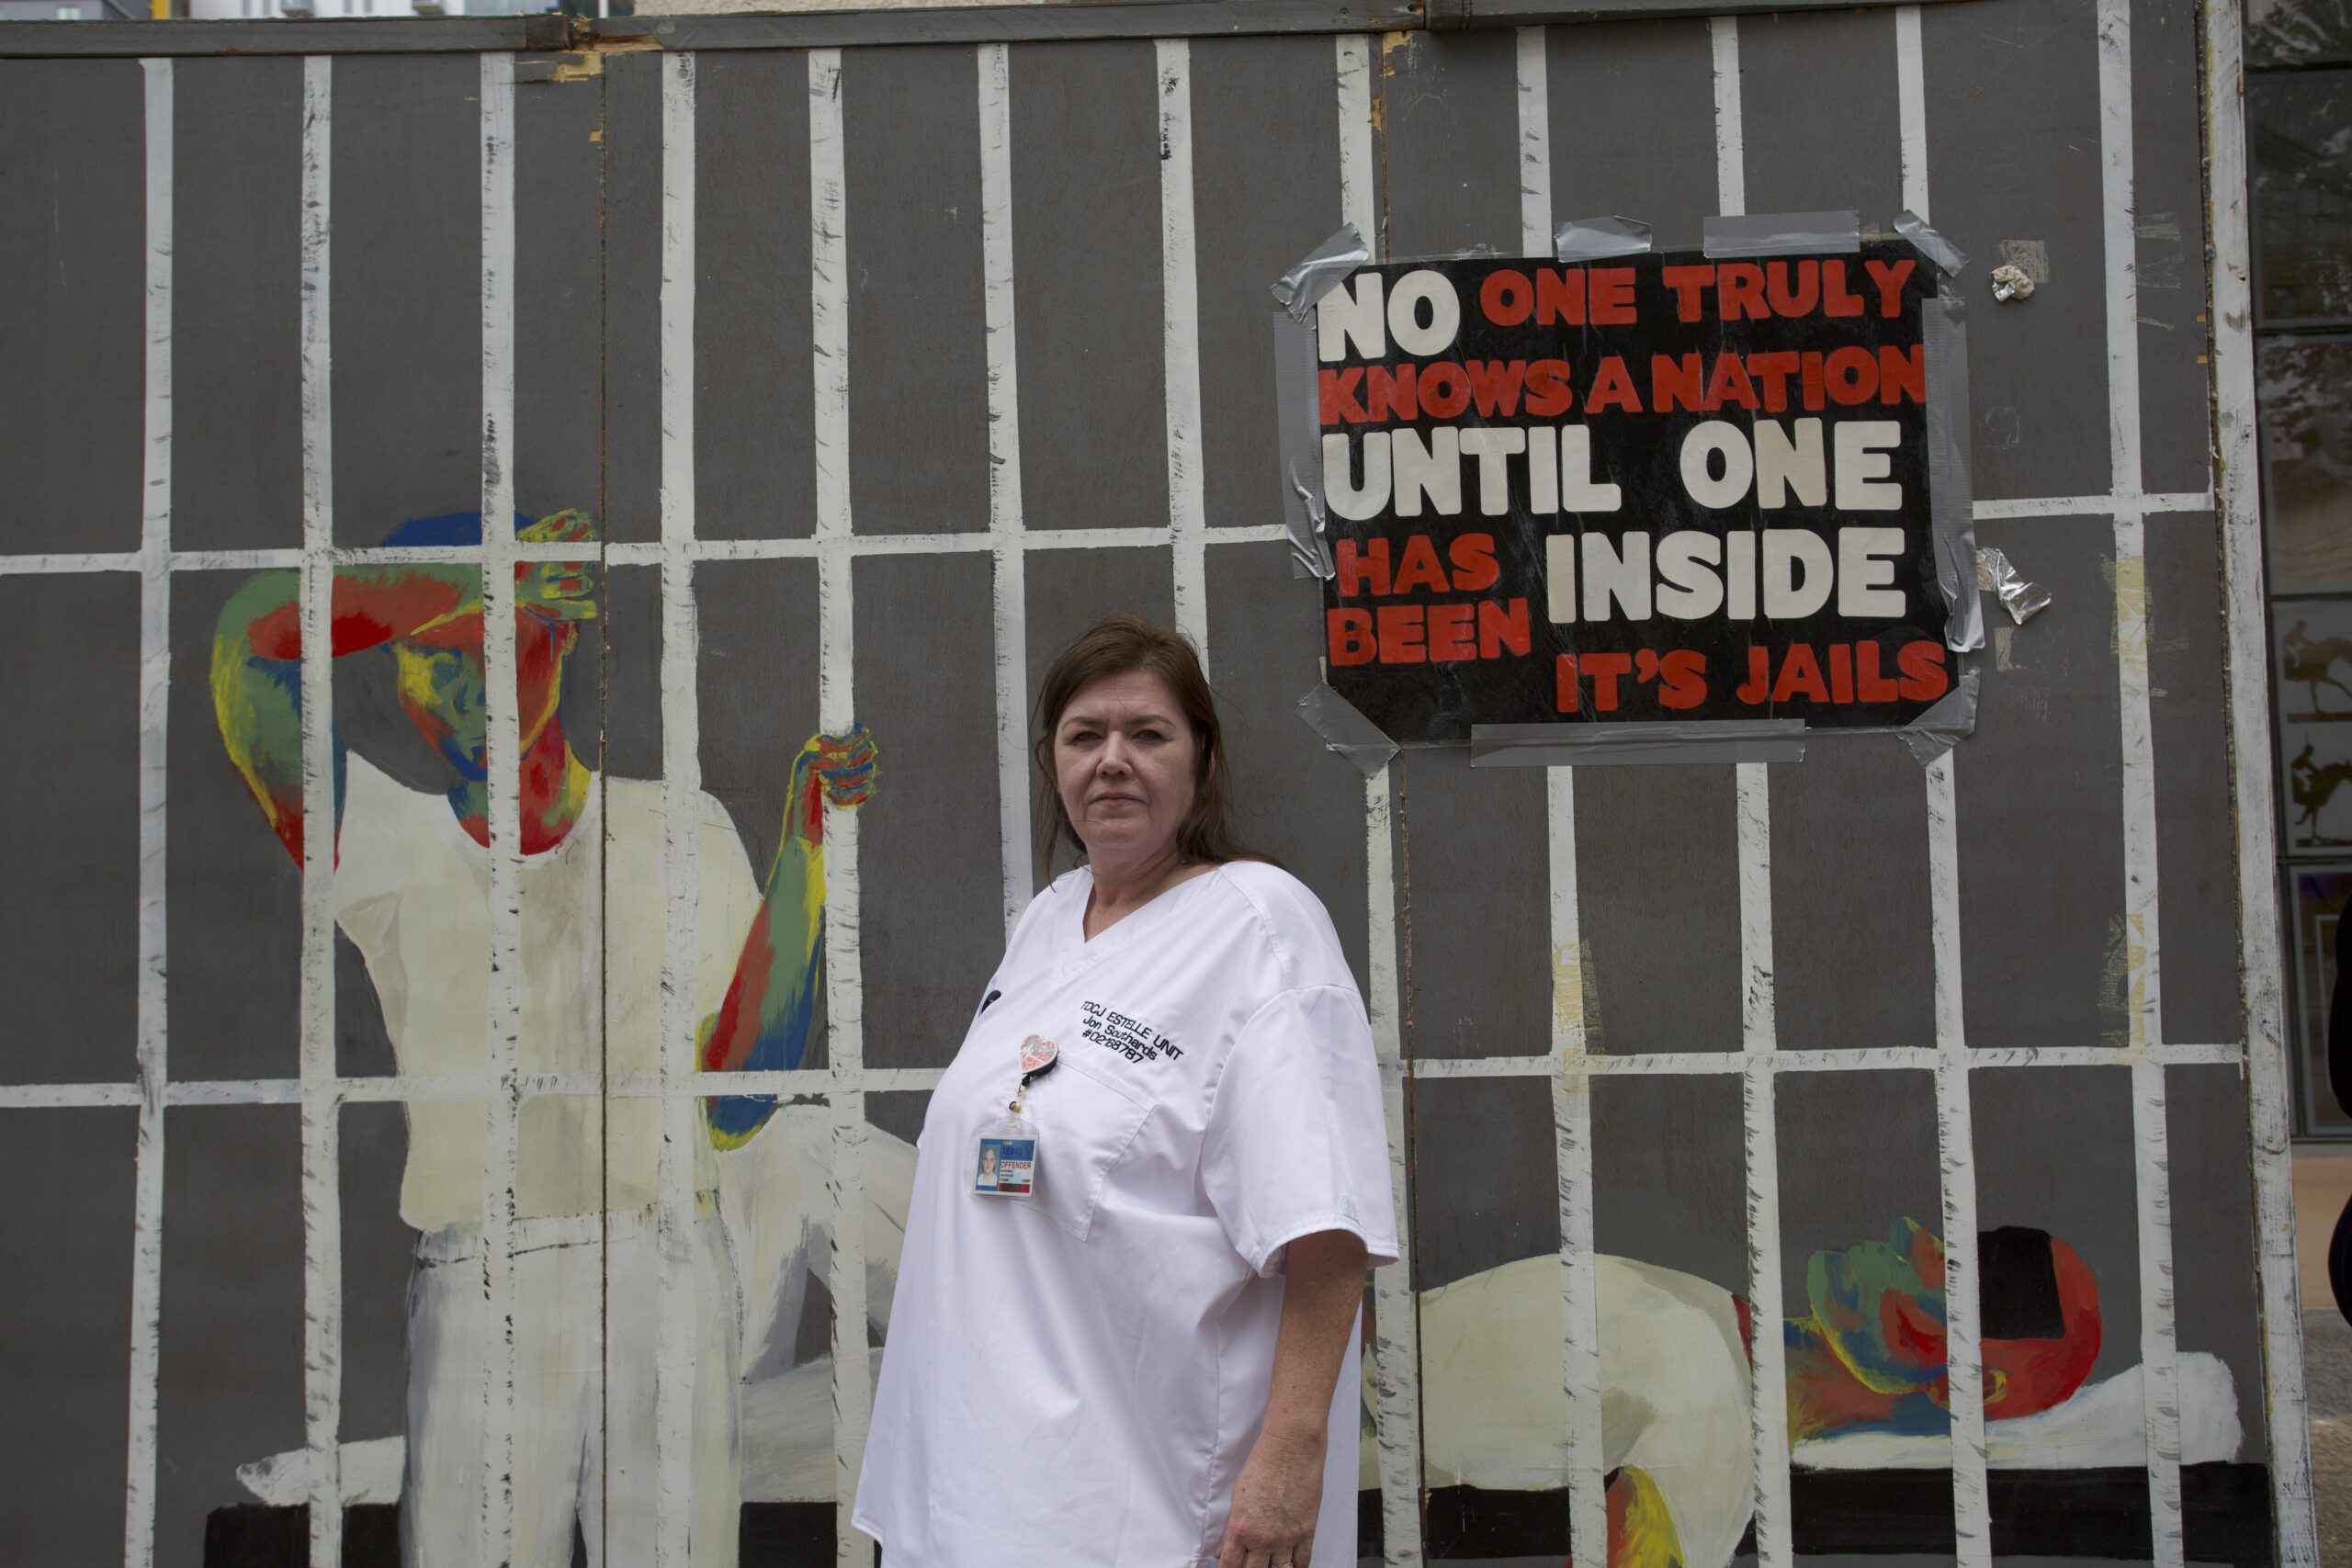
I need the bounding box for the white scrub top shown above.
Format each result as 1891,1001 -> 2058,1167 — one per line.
854,861 -> 1399,1568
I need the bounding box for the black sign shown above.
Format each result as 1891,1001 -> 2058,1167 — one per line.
1308,243 -> 1955,742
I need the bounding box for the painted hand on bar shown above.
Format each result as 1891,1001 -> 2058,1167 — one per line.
701,724 -> 882,1149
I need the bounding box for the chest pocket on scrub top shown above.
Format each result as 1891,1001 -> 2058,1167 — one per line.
1026,1050 -> 1154,1242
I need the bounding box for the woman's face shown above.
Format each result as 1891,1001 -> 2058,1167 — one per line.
1053,669 -> 1200,867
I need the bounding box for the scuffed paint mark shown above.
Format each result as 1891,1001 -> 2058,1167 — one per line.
1551,940 -> 1586,1045
545,34 -> 663,84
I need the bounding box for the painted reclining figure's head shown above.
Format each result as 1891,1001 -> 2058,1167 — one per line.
1802,1217 -> 2102,1423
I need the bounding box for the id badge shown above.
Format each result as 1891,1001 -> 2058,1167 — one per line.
972,1114 -> 1039,1199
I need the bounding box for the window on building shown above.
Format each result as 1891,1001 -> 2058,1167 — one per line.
53,3 -> 82,16
2252,0 -> 2352,1134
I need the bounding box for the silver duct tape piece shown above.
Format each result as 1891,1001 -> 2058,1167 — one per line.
1469,719 -> 1807,768
1269,222 -> 1369,323
1898,669 -> 1981,766
1554,214 -> 1653,263
1976,545 -> 2052,625
1924,286 -> 1986,652
1894,209 -> 1969,276
1298,684 -> 1399,777
1702,209 -> 1861,258
1272,311 -> 1335,580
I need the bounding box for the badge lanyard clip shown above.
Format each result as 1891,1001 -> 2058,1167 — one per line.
974,1034 -> 1057,1200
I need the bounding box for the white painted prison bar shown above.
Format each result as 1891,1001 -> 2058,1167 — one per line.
296,51 -> 345,1568
1340,31 -> 1429,1566
1896,5 -> 1995,1561
28,16 -> 2312,1568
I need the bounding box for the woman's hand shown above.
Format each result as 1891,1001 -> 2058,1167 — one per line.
1215,1228 -> 1367,1568
1216,1424 -> 1325,1568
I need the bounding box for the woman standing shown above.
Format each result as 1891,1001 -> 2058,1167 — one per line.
856,615 -> 1396,1568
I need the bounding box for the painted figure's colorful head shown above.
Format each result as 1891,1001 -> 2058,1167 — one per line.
375,510 -> 598,779
1806,1217 -> 1951,1395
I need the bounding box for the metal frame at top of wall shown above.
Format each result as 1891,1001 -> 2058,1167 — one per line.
0,4 -> 2313,1568
0,0 -> 1977,56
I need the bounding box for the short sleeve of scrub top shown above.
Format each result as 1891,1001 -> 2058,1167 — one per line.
853,861 -> 1398,1568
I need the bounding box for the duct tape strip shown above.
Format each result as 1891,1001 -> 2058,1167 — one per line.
1896,668 -> 1981,766
1270,222 -> 1369,323
1976,545 -> 2052,624
1469,718 -> 1806,767
1272,311 -> 1335,580
1702,209 -> 1861,258
1925,285 -> 1986,652
1554,214 -> 1652,263
1299,683 -> 1399,777
1894,209 -> 1969,276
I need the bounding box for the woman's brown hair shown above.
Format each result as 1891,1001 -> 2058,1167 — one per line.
1031,614 -> 1276,880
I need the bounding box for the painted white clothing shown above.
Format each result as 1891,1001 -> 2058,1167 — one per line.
1401,1253 -> 1756,1568
333,752 -> 771,1566
401,1206 -> 742,1567
856,863 -> 1399,1568
332,753 -> 761,1229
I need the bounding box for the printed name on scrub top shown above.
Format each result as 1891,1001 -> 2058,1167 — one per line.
1079,999 -> 1183,1066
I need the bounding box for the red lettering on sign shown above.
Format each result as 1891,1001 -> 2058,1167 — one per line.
1828,642 -> 1855,705
1863,256 -> 1917,317
1878,344 -> 1925,406
1580,651 -> 1634,710
1661,265 -> 1713,322
1392,535 -> 1451,595
1657,649 -> 1707,710
1589,267 -> 1637,325
1465,359 -> 1526,418
1376,604 -> 1427,664
1524,358 -> 1575,416
1584,356 -> 1643,414
1826,346 -> 1878,406
1717,262 -> 1770,321
1652,354 -> 1705,414
1450,533 -> 1500,592
1426,603 -> 1476,661
1319,367 -> 1366,425
1481,269 -> 1533,326
1897,639 -> 1949,700
1478,597 -> 1531,658
1336,537 -> 1390,598
1535,267 -> 1587,327
1857,640 -> 1902,703
1705,353 -> 1762,412
1419,362 -> 1471,418
1737,648 -> 1770,705
1748,352 -> 1799,412
1770,643 -> 1830,704
1327,608 -> 1376,666
1822,259 -> 1867,318
1766,260 -> 1818,317
1365,364 -> 1418,422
